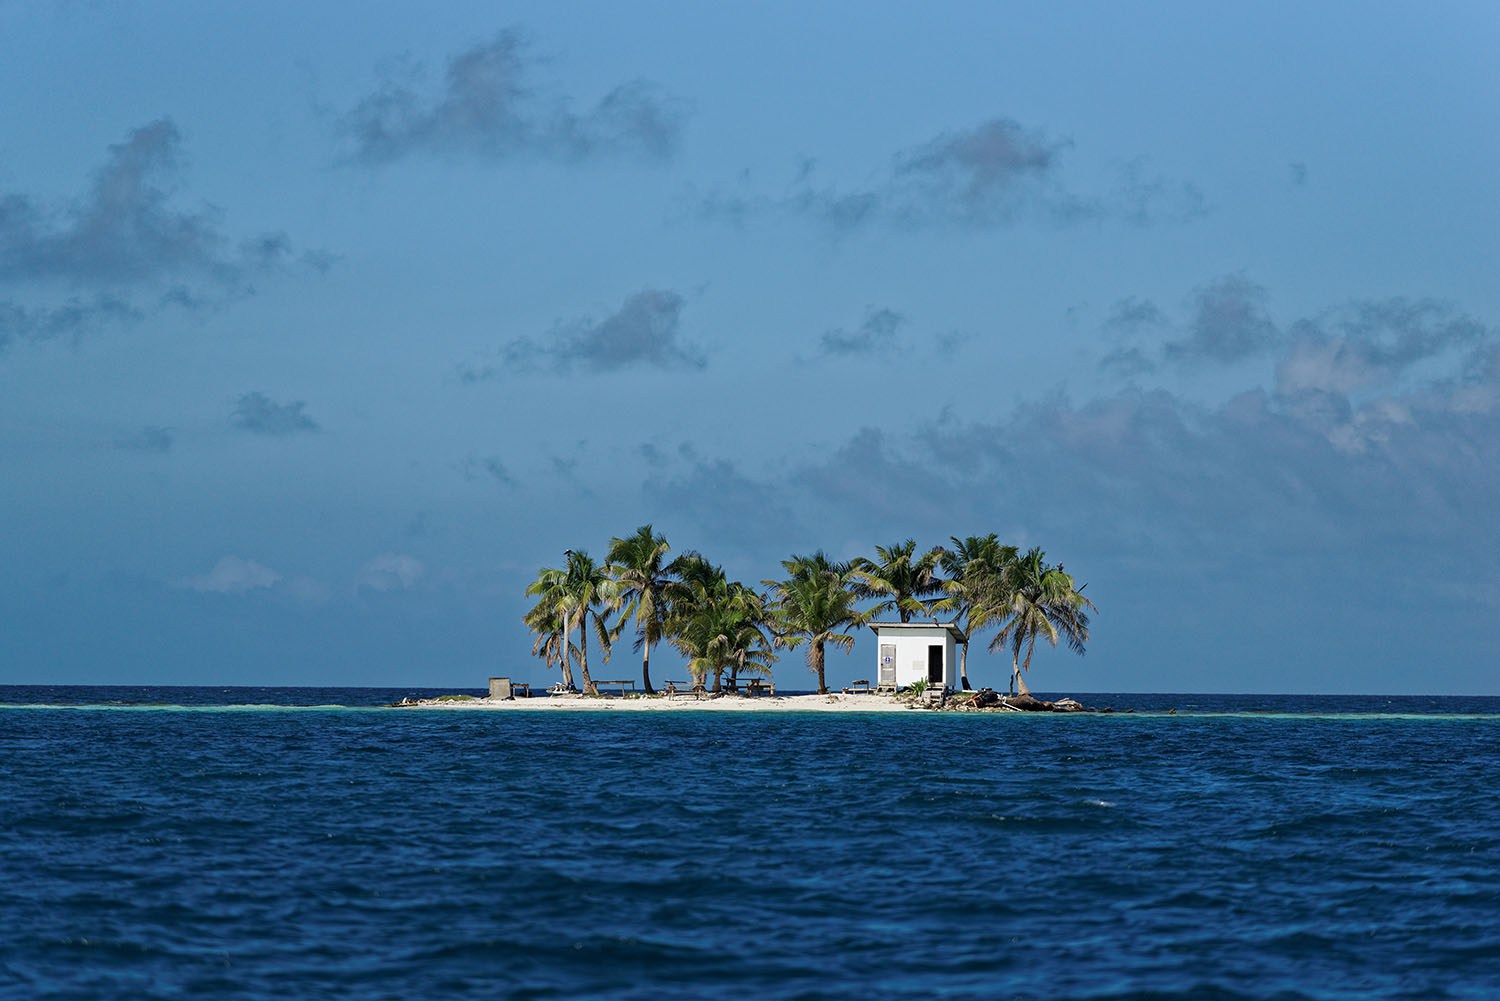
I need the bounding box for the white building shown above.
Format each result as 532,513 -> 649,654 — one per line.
869,621 -> 966,691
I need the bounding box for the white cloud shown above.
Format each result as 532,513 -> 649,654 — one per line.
180,556 -> 282,594
357,553 -> 425,592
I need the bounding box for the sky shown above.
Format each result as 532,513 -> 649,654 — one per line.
2,1 -> 1497,694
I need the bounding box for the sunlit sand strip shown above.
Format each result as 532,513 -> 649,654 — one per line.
402,693 -> 917,712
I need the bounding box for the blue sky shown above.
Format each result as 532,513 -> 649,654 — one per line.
3,2 -> 1497,694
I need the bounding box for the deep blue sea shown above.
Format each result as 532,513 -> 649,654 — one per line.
2,688 -> 1497,1000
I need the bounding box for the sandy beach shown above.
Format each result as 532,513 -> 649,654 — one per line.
402,692 -> 918,712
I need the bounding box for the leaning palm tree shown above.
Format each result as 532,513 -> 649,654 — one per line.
559,549 -> 618,696
524,565 -> 577,690
523,598 -> 575,686
933,534 -> 1018,690
984,547 -> 1096,697
606,524 -> 674,695
850,539 -> 946,623
765,551 -> 868,695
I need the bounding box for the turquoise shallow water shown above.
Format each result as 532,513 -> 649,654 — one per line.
1,689 -> 1498,999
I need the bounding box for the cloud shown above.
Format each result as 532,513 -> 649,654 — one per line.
231,392 -> 321,435
114,426 -> 174,453
891,118 -> 1074,225
460,453 -> 514,486
357,553 -> 425,592
819,307 -> 905,357
1100,281 -> 1490,383
650,283 -> 1498,578
0,120 -> 316,347
0,294 -> 141,349
490,289 -> 704,375
1162,273 -> 1279,365
1109,159 -> 1208,226
180,556 -> 282,594
644,446 -> 803,555
697,116 -> 1204,232
341,29 -> 686,165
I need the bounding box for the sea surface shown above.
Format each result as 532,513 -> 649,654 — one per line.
1,688 -> 1497,1000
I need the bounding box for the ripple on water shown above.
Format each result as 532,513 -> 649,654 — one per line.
3,705 -> 1500,998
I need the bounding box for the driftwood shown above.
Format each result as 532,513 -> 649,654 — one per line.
945,689 -> 1092,713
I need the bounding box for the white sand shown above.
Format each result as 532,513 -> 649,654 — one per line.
403,692 -> 919,712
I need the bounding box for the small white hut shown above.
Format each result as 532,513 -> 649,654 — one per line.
869,621 -> 966,691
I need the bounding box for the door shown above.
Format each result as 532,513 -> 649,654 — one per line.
927,644 -> 944,685
879,644 -> 896,686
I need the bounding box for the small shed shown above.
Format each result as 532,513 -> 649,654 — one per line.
869,621 -> 966,691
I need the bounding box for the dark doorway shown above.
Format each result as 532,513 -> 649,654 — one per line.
927,644 -> 943,685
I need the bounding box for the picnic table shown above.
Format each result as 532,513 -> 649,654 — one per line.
842,679 -> 872,695
662,679 -> 707,699
591,679 -> 637,696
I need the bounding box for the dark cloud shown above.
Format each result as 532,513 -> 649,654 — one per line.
461,454 -> 514,486
644,447 -> 803,555
819,307 -> 905,357
892,118 -> 1073,225
1163,273 -> 1279,364
0,120 -> 315,347
0,294 -> 140,349
114,426 -> 174,454
493,289 -> 704,375
231,392 -> 320,435
1098,296 -> 1169,376
1275,299 -> 1491,425
1110,159 -> 1208,226
342,29 -> 686,165
650,284 -> 1499,608
697,117 -> 1204,232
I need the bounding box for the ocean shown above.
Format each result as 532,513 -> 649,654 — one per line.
1,688 -> 1497,999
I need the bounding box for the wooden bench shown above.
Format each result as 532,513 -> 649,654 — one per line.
842,679 -> 871,695
662,679 -> 707,699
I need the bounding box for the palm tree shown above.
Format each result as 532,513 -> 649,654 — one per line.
984,547 -> 1096,697
522,598 -> 574,685
523,565 -> 577,690
559,549 -> 618,696
934,534 -> 1018,690
606,524 -> 674,695
765,551 -> 869,695
667,559 -> 776,692
851,539 -> 946,623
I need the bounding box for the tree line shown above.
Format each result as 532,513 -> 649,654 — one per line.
523,525 -> 1095,698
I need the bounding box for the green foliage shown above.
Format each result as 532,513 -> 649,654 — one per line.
521,528 -> 1096,699
764,552 -> 868,695
850,540 -> 946,623
665,557 -> 777,691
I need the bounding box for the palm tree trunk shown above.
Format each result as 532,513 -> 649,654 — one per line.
561,629 -> 576,690
578,614 -> 596,695
1014,645 -> 1033,697
959,640 -> 971,690
641,643 -> 654,695
813,640 -> 827,694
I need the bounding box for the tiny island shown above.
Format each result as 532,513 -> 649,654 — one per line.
403,525 -> 1097,712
